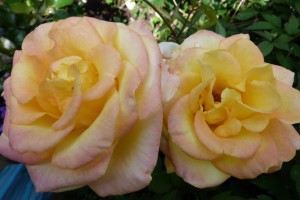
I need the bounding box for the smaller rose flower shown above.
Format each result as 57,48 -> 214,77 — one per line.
0,17 -> 163,196
160,30 -> 300,188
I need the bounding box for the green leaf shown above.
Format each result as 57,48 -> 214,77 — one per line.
273,34 -> 292,51
256,195 -> 273,200
235,8 -> 257,21
54,0 -> 73,9
198,4 -> 217,28
291,43 -> 300,58
295,1 -> 300,14
258,41 -> 274,56
9,2 -> 32,14
150,0 -> 165,8
253,31 -> 273,41
148,169 -> 172,193
290,165 -> 300,193
246,21 -> 274,30
284,15 -> 299,35
262,14 -> 282,27
215,21 -> 226,36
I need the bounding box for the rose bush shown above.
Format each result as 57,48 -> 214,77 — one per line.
0,17 -> 163,196
160,30 -> 300,188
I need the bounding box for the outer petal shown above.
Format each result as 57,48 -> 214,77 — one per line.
89,109 -> 162,197
272,65 -> 294,86
168,96 -> 218,160
194,112 -> 261,159
168,139 -> 230,188
180,30 -> 224,50
27,150 -> 113,192
273,80 -> 300,124
213,122 -> 282,179
219,34 -> 249,49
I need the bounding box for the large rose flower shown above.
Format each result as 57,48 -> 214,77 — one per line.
160,30 -> 300,188
0,17 -> 163,196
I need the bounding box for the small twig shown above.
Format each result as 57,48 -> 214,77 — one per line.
230,0 -> 247,22
142,0 -> 178,41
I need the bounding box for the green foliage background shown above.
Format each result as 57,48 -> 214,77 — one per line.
0,0 -> 300,199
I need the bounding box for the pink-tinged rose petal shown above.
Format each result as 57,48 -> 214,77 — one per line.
168,96 -> 218,160
273,80 -> 300,124
86,43 -> 122,78
10,96 -> 45,124
115,61 -> 141,138
11,53 -> 40,104
51,90 -> 119,169
228,39 -> 264,74
168,140 -> 230,188
22,23 -> 54,56
87,18 -> 117,44
136,36 -> 162,119
129,20 -> 154,39
194,112 -> 261,158
268,120 -> 300,161
27,150 -> 113,192
213,123 -> 282,179
241,80 -> 282,113
241,115 -> 269,132
219,34 -> 249,49
0,134 -> 49,165
49,17 -> 102,55
161,63 -> 180,104
181,30 -> 224,50
272,65 -> 294,86
114,24 -> 149,80
89,109 -> 162,197
8,117 -> 74,153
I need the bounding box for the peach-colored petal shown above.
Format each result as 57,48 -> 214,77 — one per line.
168,96 -> 218,160
161,63 -> 180,104
27,150 -> 113,192
219,34 -> 249,49
11,54 -> 40,104
214,118 -> 242,137
22,22 -> 54,56
89,109 -> 162,197
272,65 -> 294,86
228,39 -> 264,73
241,80 -> 282,113
180,30 -> 224,50
129,20 -> 154,39
168,140 -> 230,188
87,18 -> 117,44
51,90 -> 119,169
8,117 -> 74,153
194,112 -> 261,158
267,120 -> 300,161
86,43 -> 122,78
273,80 -> 300,124
136,36 -> 162,119
0,134 -> 49,165
114,24 -> 149,79
213,123 -> 281,179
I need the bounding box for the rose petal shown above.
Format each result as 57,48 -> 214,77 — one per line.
168,96 -> 218,160
227,38 -> 264,74
241,80 -> 282,113
241,115 -> 269,132
273,80 -> 300,124
272,65 -> 295,86
181,30 -> 224,50
89,109 -> 162,197
194,112 -> 261,158
168,139 -> 230,188
27,150 -> 113,192
159,42 -> 179,59
219,34 -> 250,49
87,18 -> 117,44
0,134 -> 49,165
213,122 -> 282,179
51,89 -> 119,169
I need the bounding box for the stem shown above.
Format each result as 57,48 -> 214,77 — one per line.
142,0 -> 178,41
